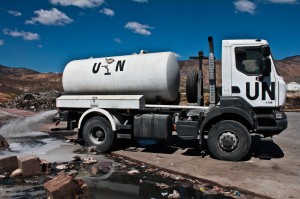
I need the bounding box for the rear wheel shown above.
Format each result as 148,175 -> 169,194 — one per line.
82,116 -> 114,152
207,120 -> 251,161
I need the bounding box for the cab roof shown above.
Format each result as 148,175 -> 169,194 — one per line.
222,39 -> 268,47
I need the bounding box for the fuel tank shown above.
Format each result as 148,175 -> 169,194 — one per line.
62,52 -> 180,103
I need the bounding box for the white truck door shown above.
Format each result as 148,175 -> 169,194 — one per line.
231,45 -> 276,107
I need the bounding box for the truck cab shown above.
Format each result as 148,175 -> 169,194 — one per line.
221,39 -> 286,107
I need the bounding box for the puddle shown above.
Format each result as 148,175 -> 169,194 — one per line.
0,138 -> 64,157
73,151 -> 247,199
0,146 -> 258,199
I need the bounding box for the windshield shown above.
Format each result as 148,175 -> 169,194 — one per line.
235,47 -> 263,76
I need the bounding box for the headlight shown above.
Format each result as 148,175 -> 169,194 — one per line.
274,111 -> 285,119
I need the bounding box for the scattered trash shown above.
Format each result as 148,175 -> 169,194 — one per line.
168,190 -> 180,199
0,174 -> 6,179
213,186 -> 222,193
82,157 -> 97,164
56,164 -> 67,170
127,169 -> 140,175
199,187 -> 205,192
233,190 -> 241,196
66,170 -> 78,177
161,191 -> 168,196
155,182 -> 170,189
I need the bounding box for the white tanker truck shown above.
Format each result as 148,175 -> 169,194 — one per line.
56,36 -> 287,161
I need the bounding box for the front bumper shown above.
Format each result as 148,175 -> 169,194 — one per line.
254,111 -> 288,137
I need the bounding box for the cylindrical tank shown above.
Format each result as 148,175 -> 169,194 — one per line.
62,52 -> 180,103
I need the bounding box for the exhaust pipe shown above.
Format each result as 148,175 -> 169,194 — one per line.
208,36 -> 216,107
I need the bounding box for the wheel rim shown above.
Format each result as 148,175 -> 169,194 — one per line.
218,131 -> 239,152
90,126 -> 106,144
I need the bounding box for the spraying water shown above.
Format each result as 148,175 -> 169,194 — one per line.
0,110 -> 58,140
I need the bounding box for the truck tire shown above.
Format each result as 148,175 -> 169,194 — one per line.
186,70 -> 198,103
82,116 -> 114,152
207,120 -> 251,161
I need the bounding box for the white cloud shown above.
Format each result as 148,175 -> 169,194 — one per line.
100,8 -> 115,17
3,28 -> 40,41
38,44 -> 43,48
132,0 -> 148,3
50,0 -> 105,8
8,10 -> 22,17
267,0 -> 298,3
234,0 -> 256,15
114,38 -> 122,43
25,8 -> 73,26
0,40 -> 4,46
125,21 -> 153,36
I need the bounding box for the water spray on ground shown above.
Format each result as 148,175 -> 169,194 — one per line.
0,110 -> 58,140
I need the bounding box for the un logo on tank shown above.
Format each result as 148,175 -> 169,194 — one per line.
92,60 -> 126,75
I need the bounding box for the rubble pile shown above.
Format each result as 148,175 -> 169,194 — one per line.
0,155 -> 92,199
1,90 -> 62,111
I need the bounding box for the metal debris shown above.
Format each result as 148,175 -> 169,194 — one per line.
168,190 -> 180,199
127,169 -> 140,175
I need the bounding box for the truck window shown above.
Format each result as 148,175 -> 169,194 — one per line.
235,47 -> 263,76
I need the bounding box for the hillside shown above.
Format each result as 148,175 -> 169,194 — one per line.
275,56 -> 300,83
0,65 -> 62,103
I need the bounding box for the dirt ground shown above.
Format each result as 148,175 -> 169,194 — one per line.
1,109 -> 299,199
112,112 -> 300,199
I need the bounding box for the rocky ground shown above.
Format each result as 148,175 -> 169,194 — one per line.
0,110 -> 268,199
0,90 -> 62,111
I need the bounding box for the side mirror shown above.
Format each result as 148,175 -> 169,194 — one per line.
261,57 -> 271,76
262,45 -> 271,57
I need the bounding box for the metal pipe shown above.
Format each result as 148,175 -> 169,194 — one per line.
145,104 -> 210,111
208,36 -> 216,107
208,36 -> 214,54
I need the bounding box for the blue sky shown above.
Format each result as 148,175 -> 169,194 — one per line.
0,0 -> 300,72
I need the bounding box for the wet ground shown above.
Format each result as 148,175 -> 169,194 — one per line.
3,109 -> 299,198
0,131 -> 260,199
0,109 -> 266,199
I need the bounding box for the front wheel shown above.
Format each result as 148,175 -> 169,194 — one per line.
207,120 -> 251,161
82,116 -> 115,152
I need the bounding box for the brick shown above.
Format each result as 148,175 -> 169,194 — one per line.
18,156 -> 41,177
0,156 -> 18,173
75,178 -> 91,199
44,174 -> 75,199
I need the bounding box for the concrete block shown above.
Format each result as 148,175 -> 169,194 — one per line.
18,156 -> 41,177
44,174 -> 75,199
0,156 -> 18,173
